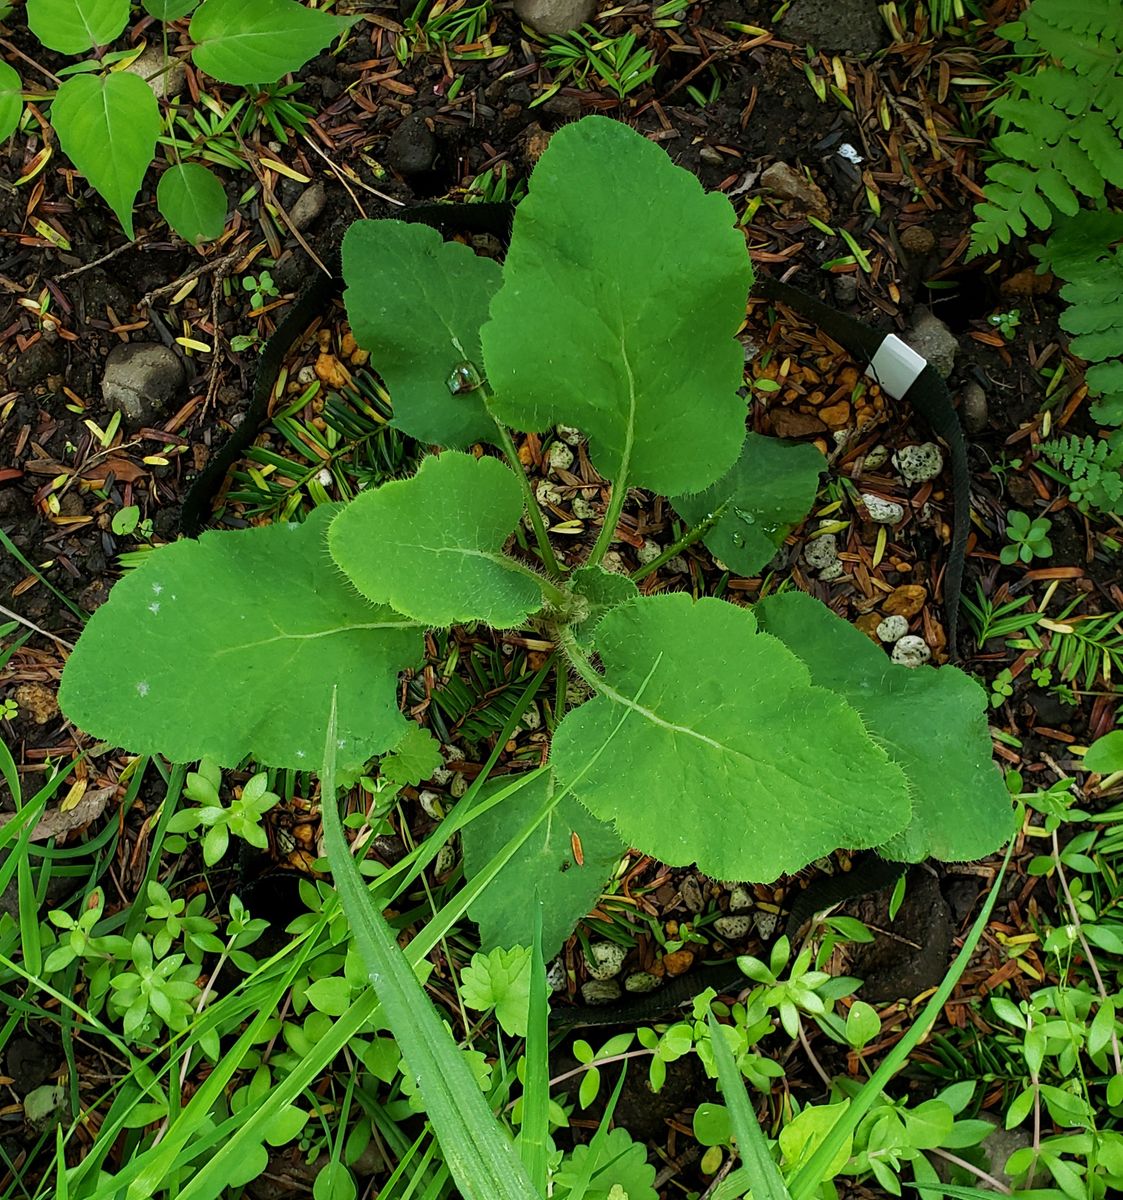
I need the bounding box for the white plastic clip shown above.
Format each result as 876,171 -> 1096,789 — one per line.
865,334 -> 927,401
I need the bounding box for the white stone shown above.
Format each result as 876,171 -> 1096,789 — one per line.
556,424 -> 582,445
624,972 -> 663,994
546,958 -> 567,993
520,703 -> 541,731
715,915 -> 753,939
580,979 -> 622,1005
803,533 -> 839,571
547,441 -> 575,472
666,555 -> 689,574
636,539 -> 662,565
819,560 -> 845,581
535,480 -> 564,507
862,493 -> 905,525
876,615 -> 909,643
417,790 -> 443,819
602,550 -> 628,576
729,885 -> 754,912
891,635 -> 932,667
584,941 -> 627,980
863,444 -> 891,471
893,442 -> 944,485
124,45 -> 186,99
571,494 -> 595,519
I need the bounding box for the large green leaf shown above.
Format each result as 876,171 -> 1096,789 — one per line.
673,433 -> 825,576
463,772 -> 626,959
59,506 -> 423,771
551,594 -> 910,883
753,592 -> 1012,864
0,60 -> 21,142
157,163 -> 227,245
144,0 -> 198,18
342,220 -> 502,448
482,116 -> 751,496
27,0 -> 129,54
51,73 -> 160,240
329,452 -> 543,628
190,0 -> 357,85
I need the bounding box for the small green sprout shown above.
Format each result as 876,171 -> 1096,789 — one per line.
990,667 -> 1014,709
242,270 -> 279,311
988,307 -> 1022,340
1000,510 -> 1053,565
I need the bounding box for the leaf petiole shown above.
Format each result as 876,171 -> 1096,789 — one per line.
631,500 -> 732,583
488,411 -> 564,579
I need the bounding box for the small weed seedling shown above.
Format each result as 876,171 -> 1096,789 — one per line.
987,307 -> 1022,340
1001,510 -> 1053,564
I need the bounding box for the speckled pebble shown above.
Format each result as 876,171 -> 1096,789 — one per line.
729,885 -> 754,912
715,915 -> 753,939
571,494 -> 595,519
581,979 -> 623,1005
548,441 -> 575,472
450,772 -> 468,798
624,972 -> 664,994
584,941 -> 627,980
556,424 -> 582,445
863,445 -> 891,471
602,550 -> 628,576
893,442 -> 944,485
877,615 -> 909,643
680,876 -> 705,913
803,533 -> 839,571
536,480 -> 564,506
754,910 -> 780,940
665,554 -> 689,574
819,560 -> 845,581
636,539 -> 662,565
891,635 -> 932,667
417,790 -> 443,820
434,842 -> 458,876
521,703 -> 541,731
546,958 -> 567,993
862,493 -> 905,525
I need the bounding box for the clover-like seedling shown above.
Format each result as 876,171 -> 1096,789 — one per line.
1001,510 -> 1053,565
60,117 -> 1013,950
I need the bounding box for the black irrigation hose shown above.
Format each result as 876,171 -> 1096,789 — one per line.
549,854 -> 908,1031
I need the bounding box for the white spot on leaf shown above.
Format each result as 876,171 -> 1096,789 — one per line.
152,582 -> 163,595
148,602 -> 160,614
136,681 -> 150,697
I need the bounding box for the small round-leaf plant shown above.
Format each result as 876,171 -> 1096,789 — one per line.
1001,509 -> 1054,564
3,0 -> 357,243
59,116 -> 1014,948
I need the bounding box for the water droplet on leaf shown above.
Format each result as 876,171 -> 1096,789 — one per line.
446,361 -> 482,395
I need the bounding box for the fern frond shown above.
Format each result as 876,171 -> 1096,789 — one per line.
969,0 -> 1123,257
1041,433 -> 1123,516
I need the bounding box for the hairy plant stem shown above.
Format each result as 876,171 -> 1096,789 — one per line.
587,476 -> 628,570
630,500 -> 731,583
487,414 -> 563,579
552,623 -> 605,695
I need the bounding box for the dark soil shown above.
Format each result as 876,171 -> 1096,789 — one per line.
2,1 -> 1120,1193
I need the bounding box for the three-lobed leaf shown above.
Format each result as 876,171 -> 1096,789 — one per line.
156,163 -> 227,245
51,72 -> 160,240
482,116 -> 752,497
673,433 -> 826,576
58,505 -> 424,771
328,452 -> 545,628
26,0 -> 129,54
342,220 -> 501,447
753,591 -> 1013,863
551,594 -> 910,883
190,0 -> 357,86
